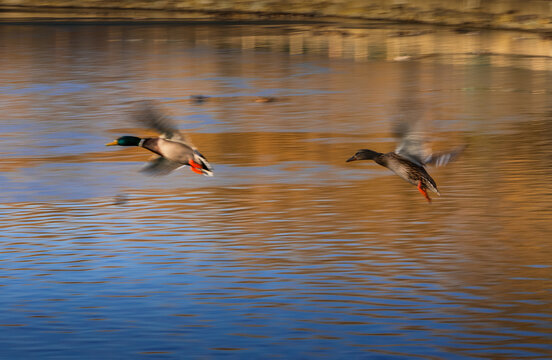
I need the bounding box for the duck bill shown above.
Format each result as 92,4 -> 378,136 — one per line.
105,140 -> 118,146
346,155 -> 358,162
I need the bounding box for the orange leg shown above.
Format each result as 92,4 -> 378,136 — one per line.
189,159 -> 202,169
417,181 -> 432,203
188,159 -> 203,175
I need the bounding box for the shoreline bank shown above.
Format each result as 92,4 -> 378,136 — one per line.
1,2 -> 552,33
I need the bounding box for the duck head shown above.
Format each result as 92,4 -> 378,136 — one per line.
346,149 -> 381,162
106,136 -> 142,147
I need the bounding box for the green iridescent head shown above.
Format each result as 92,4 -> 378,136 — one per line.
106,136 -> 142,147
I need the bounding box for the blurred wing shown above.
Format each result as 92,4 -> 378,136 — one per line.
393,121 -> 429,167
174,130 -> 196,149
133,100 -> 183,142
140,156 -> 181,176
423,145 -> 466,167
393,118 -> 466,167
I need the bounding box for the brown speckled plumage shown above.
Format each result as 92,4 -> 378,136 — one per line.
346,124 -> 465,202
373,151 -> 439,195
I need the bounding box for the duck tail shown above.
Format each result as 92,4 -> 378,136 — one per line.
422,176 -> 440,196
426,182 -> 440,196
189,150 -> 214,177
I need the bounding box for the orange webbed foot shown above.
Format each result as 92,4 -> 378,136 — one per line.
189,159 -> 202,169
417,181 -> 432,203
188,159 -> 204,175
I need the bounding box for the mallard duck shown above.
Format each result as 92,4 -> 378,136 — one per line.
346,121 -> 464,202
106,101 -> 213,177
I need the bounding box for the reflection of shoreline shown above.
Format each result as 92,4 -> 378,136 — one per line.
2,20 -> 551,72
3,2 -> 552,33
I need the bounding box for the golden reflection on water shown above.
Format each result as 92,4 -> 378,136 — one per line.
0,21 -> 551,358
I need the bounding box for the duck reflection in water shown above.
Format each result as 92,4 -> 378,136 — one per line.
106,101 -> 213,177
347,120 -> 465,202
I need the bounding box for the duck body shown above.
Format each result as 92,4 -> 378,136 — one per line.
106,135 -> 213,176
376,152 -> 439,195
142,137 -> 213,176
142,137 -> 194,162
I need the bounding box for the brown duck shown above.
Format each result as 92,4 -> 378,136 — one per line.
346,122 -> 464,202
106,101 -> 213,176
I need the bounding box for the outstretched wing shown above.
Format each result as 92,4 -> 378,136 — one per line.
393,119 -> 466,167
422,145 -> 466,167
133,100 -> 190,143
140,156 -> 182,176
393,120 -> 430,167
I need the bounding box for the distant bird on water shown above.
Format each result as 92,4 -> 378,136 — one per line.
106,101 -> 213,177
346,121 -> 464,202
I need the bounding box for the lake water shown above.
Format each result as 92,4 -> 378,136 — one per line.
0,21 -> 551,359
